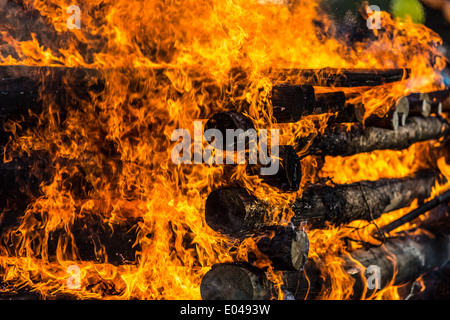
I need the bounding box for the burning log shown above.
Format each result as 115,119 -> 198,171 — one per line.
377,188 -> 450,237
270,68 -> 411,87
407,93 -> 432,117
245,145 -> 302,191
297,116 -> 449,157
0,211 -> 142,265
205,170 -> 438,235
427,89 -> 450,114
250,226 -> 309,271
0,65 -> 105,118
200,261 -> 323,300
236,87 -> 347,123
271,85 -> 315,123
327,103 -> 365,124
314,91 -> 346,114
364,96 -> 410,130
201,228 -> 450,300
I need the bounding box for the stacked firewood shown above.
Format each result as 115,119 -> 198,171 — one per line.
2,65 -> 450,299
200,68 -> 450,300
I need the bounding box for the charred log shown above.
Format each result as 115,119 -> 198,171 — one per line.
201,228 -> 450,300
297,116 -> 449,157
271,85 -> 315,123
251,226 -> 309,271
407,93 -> 432,117
205,170 -> 438,235
364,96 -> 410,130
269,68 -> 411,87
0,65 -> 105,118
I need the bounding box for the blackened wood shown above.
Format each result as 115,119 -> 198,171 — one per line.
297,116 -> 449,157
271,85 -> 315,123
270,68 -> 411,87
205,170 -> 437,235
200,261 -> 323,300
0,65 -> 105,119
204,111 -> 255,150
428,89 -> 450,114
327,103 -> 365,124
1,211 -> 142,265
407,93 -> 431,117
202,229 -> 450,300
253,226 -> 309,271
364,96 -> 410,130
377,188 -> 450,236
346,231 -> 450,298
314,92 -> 346,114
247,145 -> 301,191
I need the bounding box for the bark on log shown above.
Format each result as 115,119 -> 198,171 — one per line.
205,170 -> 438,235
364,96 -> 410,130
297,116 -> 449,157
200,260 -> 323,300
246,145 -> 302,191
0,65 -> 105,118
201,228 -> 450,300
252,226 -> 309,271
269,68 -> 411,87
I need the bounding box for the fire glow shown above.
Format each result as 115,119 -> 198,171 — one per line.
0,0 -> 449,300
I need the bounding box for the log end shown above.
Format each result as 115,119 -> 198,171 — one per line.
205,112 -> 255,148
205,188 -> 248,235
396,96 -> 410,126
271,85 -> 305,123
254,145 -> 302,191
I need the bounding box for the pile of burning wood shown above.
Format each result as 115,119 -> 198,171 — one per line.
199,68 -> 450,300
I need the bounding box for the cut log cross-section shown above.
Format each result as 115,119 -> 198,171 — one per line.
297,116 -> 449,157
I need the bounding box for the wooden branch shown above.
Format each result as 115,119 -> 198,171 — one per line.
297,116 -> 449,157
201,228 -> 450,300
269,68 -> 411,87
205,170 -> 437,235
